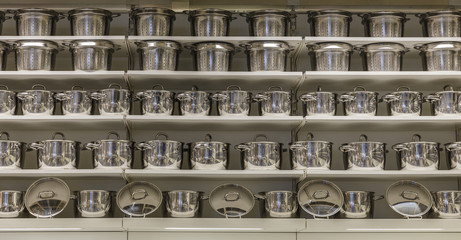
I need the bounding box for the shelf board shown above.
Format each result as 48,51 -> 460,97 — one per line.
305,170 -> 461,179
0,218 -> 124,232
0,169 -> 123,178
0,36 -> 126,47
0,115 -> 125,130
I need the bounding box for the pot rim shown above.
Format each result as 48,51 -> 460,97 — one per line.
308,9 -> 352,18
188,8 -> 233,18
247,9 -> 292,18
291,140 -> 332,145
387,91 -> 422,95
136,40 -> 181,50
192,141 -> 229,145
344,190 -> 374,194
362,11 -> 406,18
309,42 -> 353,51
418,41 -> 461,51
0,190 -> 23,194
146,139 -> 182,144
395,141 -> 439,145
432,190 -> 461,193
167,190 -> 202,194
68,8 -> 113,17
243,141 -> 280,145
14,40 -> 59,50
97,139 -> 132,143
70,40 -> 115,49
345,141 -> 385,145
131,7 -> 175,16
39,139 -> 79,144
423,10 -> 461,17
361,42 -> 406,51
15,8 -> 60,17
192,41 -> 235,51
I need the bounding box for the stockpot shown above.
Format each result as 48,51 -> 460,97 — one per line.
358,42 -> 408,71
13,40 -> 59,71
254,86 -> 291,116
135,40 -> 181,71
131,7 -> 175,36
136,85 -> 174,115
190,41 -> 235,71
432,191 -> 461,219
91,83 -> 131,115
25,177 -> 71,218
0,42 -> 10,70
236,134 -> 282,170
189,134 -> 229,170
186,9 -> 234,36
207,183 -> 255,217
298,180 -> 344,218
426,85 -> 461,116
68,8 -> 119,36
383,86 -> 424,116
165,190 -> 202,218
339,86 -> 379,116
177,87 -> 211,116
136,132 -> 183,169
386,180 -> 433,218
308,42 -> 353,71
359,11 -> 408,37
340,191 -> 383,219
85,132 -> 133,169
55,85 -> 92,115
0,190 -> 24,217
290,132 -> 332,170
242,9 -> 295,36
66,40 -> 115,71
10,8 -> 61,36
393,134 -> 441,170
243,41 -> 291,71
300,87 -> 337,116
308,10 -> 352,37
258,191 -> 298,218
340,134 -> 386,170
117,181 -> 162,217
213,85 -> 251,116
0,85 -> 16,115
17,84 -> 55,115
30,132 -> 80,169
0,132 -> 26,169
417,10 -> 461,37
445,140 -> 461,170
75,190 -> 112,218
416,41 -> 461,71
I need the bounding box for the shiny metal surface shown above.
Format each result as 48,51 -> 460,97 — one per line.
417,41 -> 461,71
340,135 -> 386,170
237,134 -> 281,170
116,181 -> 162,217
177,88 -> 211,116
308,10 -> 352,37
12,8 -> 59,36
68,8 -> 114,36
340,191 -> 374,219
0,85 -> 16,115
359,43 -> 407,71
17,84 -> 54,115
30,132 -> 79,169
25,177 -> 70,218
418,10 -> 461,37
262,191 -> 298,218
386,180 -> 432,218
137,133 -> 183,169
432,191 -> 461,219
85,132 -> 133,169
360,11 -> 407,37
383,86 -> 423,116
55,85 -> 91,115
245,10 -> 293,36
300,88 -> 336,116
208,183 -> 255,217
91,84 -> 131,115
0,42 -> 9,70
426,85 -> 461,115
187,9 -> 233,36
166,190 -> 200,218
254,86 -> 291,116
290,132 -> 332,170
213,85 -> 251,116
0,12 -> 6,35
191,42 -> 234,71
0,132 -> 25,169
298,179 -> 344,218
308,42 -> 353,71
393,134 -> 440,170
136,40 -> 180,71
14,40 -> 58,71
190,134 -> 229,170
132,7 -> 175,36
76,190 -> 111,218
244,41 -> 290,71
136,85 -> 174,115
340,86 -> 378,116
68,40 -> 114,71
446,141 -> 461,170
0,191 -> 24,218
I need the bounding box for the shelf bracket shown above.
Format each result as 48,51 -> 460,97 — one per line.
123,72 -> 134,91
122,115 -> 133,141
122,169 -> 131,183
291,118 -> 306,143
290,37 -> 305,72
293,72 -> 306,115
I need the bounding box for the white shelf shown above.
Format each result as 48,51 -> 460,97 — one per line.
0,169 -> 123,178
304,170 -> 461,179
0,36 -> 126,47
0,218 -> 124,232
0,115 -> 125,130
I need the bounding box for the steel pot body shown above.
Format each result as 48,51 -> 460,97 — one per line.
132,8 -> 175,36
76,190 -> 111,218
427,88 -> 461,116
262,191 -> 298,218
17,87 -> 54,115
308,10 -> 352,37
213,87 -> 251,116
0,88 -> 16,115
340,137 -> 386,170
136,88 -> 175,115
136,40 -> 180,71
237,136 -> 282,170
69,40 -> 114,71
190,140 -> 229,170
419,11 -> 461,37
208,184 -> 255,217
445,142 -> 461,170
14,40 -> 58,70
309,42 -> 353,71
290,140 -> 332,170
300,91 -> 336,116
68,8 -> 114,36
432,191 -> 461,219
386,180 -> 433,218
361,12 -> 407,37
0,191 -> 24,218
166,190 -> 201,218
340,89 -> 378,116
55,88 -> 91,115
191,42 -> 234,71
85,134 -> 133,169
137,137 -> 183,169
117,181 -> 163,217
418,42 -> 461,71
91,87 -> 131,115
359,43 -> 406,71
0,132 -> 26,169
0,42 -> 9,71
244,41 -> 290,71
383,88 -> 423,116
177,90 -> 211,116
340,191 -> 378,219
393,136 -> 440,170
254,88 -> 291,116
30,133 -> 80,169
25,178 -> 70,218
187,9 -> 233,36
246,10 -> 292,36
13,8 -> 59,36
298,180 -> 344,218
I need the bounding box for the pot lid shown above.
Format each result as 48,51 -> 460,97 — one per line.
25,177 -> 70,218
362,42 -> 406,52
419,41 -> 461,51
386,180 -> 432,218
209,183 -> 255,217
116,181 -> 162,217
363,11 -> 406,18
247,41 -> 290,50
309,42 -> 353,51
15,8 -> 59,17
14,40 -> 59,50
68,8 -> 112,17
188,8 -> 233,18
70,40 -> 115,49
247,9 -> 292,18
136,40 -> 181,50
131,7 -> 175,17
308,9 -> 352,18
193,41 -> 235,51
298,180 -> 344,218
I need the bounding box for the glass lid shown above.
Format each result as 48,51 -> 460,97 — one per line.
25,177 -> 70,218
297,179 -> 344,218
116,181 -> 162,217
208,183 -> 255,217
386,180 -> 433,218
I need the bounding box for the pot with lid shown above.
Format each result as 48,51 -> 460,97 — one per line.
0,190 -> 24,218
10,8 -> 61,36
55,85 -> 92,115
213,85 -> 251,116
75,190 -> 112,218
386,180 -> 433,218
340,191 -> 383,219
186,9 -> 234,36
117,181 -> 162,217
383,86 -> 424,116
85,132 -> 133,169
68,8 -> 119,36
258,190 -> 298,218
340,134 -> 386,170
426,85 -> 461,116
136,85 -> 174,115
17,84 -> 55,115
136,40 -> 181,71
208,183 -> 255,217
13,40 -> 59,71
300,87 -> 337,116
298,180 -> 344,218
393,134 -> 441,170
91,83 -> 131,115
236,134 -> 282,170
0,132 -> 26,169
358,42 -> 408,71
190,42 -> 235,71
66,40 -> 115,71
290,132 -> 332,170
137,132 -> 183,169
417,10 -> 461,37
0,85 -> 16,115
308,42 -> 353,71
416,41 -> 461,71
339,86 -> 379,116
165,190 -> 202,218
359,11 -> 408,37
432,191 -> 461,219
308,10 -> 352,37
243,9 -> 295,36
25,177 -> 70,218
254,86 -> 291,116
30,132 -> 80,169
131,7 -> 175,36
177,87 -> 211,116
243,41 -> 291,71
189,134 -> 229,170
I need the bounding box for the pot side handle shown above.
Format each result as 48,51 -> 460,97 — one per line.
339,145 -> 354,152
392,143 -> 409,152
446,142 -> 461,151
84,142 -> 100,150
29,142 -> 44,150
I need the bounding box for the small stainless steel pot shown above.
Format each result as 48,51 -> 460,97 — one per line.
186,9 -> 234,36
13,40 -> 59,70
340,134 -> 386,170
0,85 -> 16,115
237,134 -> 282,170
416,41 -> 461,71
213,85 -> 251,116
30,132 -> 80,169
426,85 -> 461,116
136,85 -> 174,115
259,191 -> 298,218
67,40 -> 115,71
85,132 -> 133,169
189,134 -> 229,170
254,86 -> 291,116
290,132 -> 332,170
17,84 -> 55,115
339,86 -> 379,116
0,132 -> 26,169
11,8 -> 61,36
432,191 -> 461,219
340,191 -> 383,219
393,134 -> 441,170
308,42 -> 353,71
208,183 -> 255,218
300,87 -> 336,116
445,141 -> 461,170
91,83 -> 131,115
308,10 -> 352,37
0,42 -> 10,70
243,41 -> 291,71
131,7 -> 175,36
190,42 -> 235,71
298,180 -> 344,218
25,177 -> 71,218
177,87 -> 211,116
136,132 -> 183,169
417,10 -> 461,37
165,190 -> 201,218
55,85 -> 92,115
0,190 -> 24,218
75,190 -> 111,218
135,40 -> 181,71
68,8 -> 118,36
117,181 -> 162,217
383,86 -> 424,116
243,9 -> 295,36
358,42 -> 408,71
386,180 -> 433,218
360,11 -> 407,37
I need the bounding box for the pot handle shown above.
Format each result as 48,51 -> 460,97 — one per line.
112,13 -> 122,18
16,92 -> 31,101
239,12 -> 248,17
90,92 -> 106,101
353,86 -> 366,91
0,131 -> 10,140
414,45 -> 423,51
373,195 -> 385,201
224,192 -> 240,202
444,85 -> 454,91
52,132 -> 65,140
227,85 -> 241,91
155,132 -> 169,140
392,143 -> 409,152
131,189 -> 148,200
235,144 -> 251,151
212,93 -> 229,101
29,142 -> 44,150
446,142 -> 461,151
136,142 -> 152,151
401,190 -> 419,200
412,134 -> 422,142
32,84 -> 46,90
313,190 -> 329,199
135,91 -> 145,100
253,94 -> 269,102
84,142 -> 100,150
109,83 -> 122,89
425,94 -> 440,102
268,86 -> 283,91
253,134 -> 268,141
253,193 -> 265,200
339,144 -> 355,152
397,86 -> 411,91
359,134 -> 368,142
382,94 -> 397,102
38,191 -> 55,199
0,85 -> 8,91
339,94 -> 354,102
107,132 -> 120,140
176,93 -> 192,101
54,92 -> 70,101
300,94 -> 317,102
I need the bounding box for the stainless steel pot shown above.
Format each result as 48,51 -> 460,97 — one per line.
136,132 -> 183,169
386,180 -> 433,218
393,134 -> 441,170
383,86 -> 424,116
117,181 -> 162,217
55,85 -> 92,115
208,183 -> 255,217
445,141 -> 461,170
0,85 -> 16,115
0,190 -> 24,218
432,191 -> 461,219
243,9 -> 294,36
360,11 -> 407,37
213,85 -> 251,116
340,86 -> 379,116
85,132 -> 133,169
30,132 -> 79,169
340,134 -> 386,170
131,7 -> 175,36
136,85 -> 174,115
177,87 -> 211,116
25,177 -> 70,218
290,132 -> 332,170
75,190 -> 111,218
308,42 -> 353,71
136,40 -> 181,71
254,86 -> 291,116
189,134 -> 229,170
308,10 -> 352,37
426,85 -> 461,116
243,41 -> 291,71
298,180 -> 344,218
91,83 -> 131,115
17,84 -> 54,115
416,41 -> 461,71
67,40 -> 115,71
68,8 -> 118,36
260,191 -> 298,218
14,40 -> 59,71
0,42 -> 10,70
237,134 -> 282,170
190,42 -> 235,71
0,132 -> 26,170
165,190 -> 201,218
300,87 -> 337,116
186,9 -> 234,36
417,10 -> 461,37
358,42 -> 407,71
11,8 -> 60,36
340,191 -> 383,219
